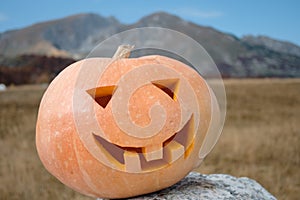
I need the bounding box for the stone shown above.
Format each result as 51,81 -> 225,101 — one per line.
0,83 -> 6,92
98,172 -> 276,200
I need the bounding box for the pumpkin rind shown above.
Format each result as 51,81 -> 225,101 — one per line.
36,55 -> 216,198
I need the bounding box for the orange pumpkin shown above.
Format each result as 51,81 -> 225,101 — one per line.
36,46 -> 218,198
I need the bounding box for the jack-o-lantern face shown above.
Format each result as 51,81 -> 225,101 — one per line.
36,46 -> 217,198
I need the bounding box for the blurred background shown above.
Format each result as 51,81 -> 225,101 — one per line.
0,0 -> 299,199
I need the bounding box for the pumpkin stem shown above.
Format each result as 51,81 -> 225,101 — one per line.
113,45 -> 135,59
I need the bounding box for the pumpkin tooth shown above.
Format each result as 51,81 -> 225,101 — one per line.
172,114 -> 195,155
124,151 -> 142,173
164,141 -> 185,163
142,144 -> 163,161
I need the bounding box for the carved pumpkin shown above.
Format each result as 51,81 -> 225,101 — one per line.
36,46 -> 219,198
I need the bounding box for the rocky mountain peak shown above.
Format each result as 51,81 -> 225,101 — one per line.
242,35 -> 300,57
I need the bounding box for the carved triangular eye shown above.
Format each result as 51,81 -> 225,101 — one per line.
152,79 -> 180,100
86,85 -> 117,108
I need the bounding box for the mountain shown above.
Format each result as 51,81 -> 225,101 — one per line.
0,12 -> 300,79
0,13 -> 122,59
242,35 -> 300,57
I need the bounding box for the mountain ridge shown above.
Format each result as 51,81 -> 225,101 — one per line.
0,12 -> 299,78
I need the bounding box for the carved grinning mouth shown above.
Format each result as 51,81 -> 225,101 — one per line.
92,114 -> 195,173
87,81 -> 195,172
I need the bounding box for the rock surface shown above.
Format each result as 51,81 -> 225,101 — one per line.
98,172 -> 276,200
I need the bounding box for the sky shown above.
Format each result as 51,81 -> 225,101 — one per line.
1,0 -> 300,45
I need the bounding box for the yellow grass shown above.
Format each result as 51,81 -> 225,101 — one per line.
0,79 -> 299,200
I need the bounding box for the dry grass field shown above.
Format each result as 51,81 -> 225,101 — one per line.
0,79 -> 299,200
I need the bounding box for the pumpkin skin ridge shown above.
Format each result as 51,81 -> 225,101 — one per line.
35,61 -> 98,196
36,55 -> 214,198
